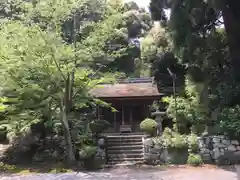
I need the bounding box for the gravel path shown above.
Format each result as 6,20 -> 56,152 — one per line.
0,165 -> 239,180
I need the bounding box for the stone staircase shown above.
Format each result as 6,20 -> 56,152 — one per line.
106,134 -> 145,165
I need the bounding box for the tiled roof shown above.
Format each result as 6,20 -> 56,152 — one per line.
90,78 -> 162,98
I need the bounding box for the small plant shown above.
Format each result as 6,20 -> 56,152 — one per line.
140,118 -> 157,135
187,153 -> 203,166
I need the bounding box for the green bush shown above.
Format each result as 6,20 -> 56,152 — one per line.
140,118 -> 157,135
89,120 -> 110,134
187,153 -> 203,166
160,128 -> 188,149
218,105 -> 240,138
79,145 -> 97,159
162,77 -> 208,135
188,133 -> 199,153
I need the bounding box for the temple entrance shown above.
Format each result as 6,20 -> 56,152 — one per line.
98,99 -> 155,133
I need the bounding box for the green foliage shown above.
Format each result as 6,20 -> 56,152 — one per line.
187,153 -> 203,166
149,0 -> 240,139
79,145 -> 97,159
140,118 -> 157,135
155,128 -> 188,149
162,77 -> 208,134
89,120 -> 110,134
187,133 -> 199,153
153,128 -> 189,164
217,105 -> 240,138
0,0 -> 128,165
154,129 -> 200,152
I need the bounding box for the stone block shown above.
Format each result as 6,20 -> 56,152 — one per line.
213,148 -> 220,159
143,138 -> 154,147
212,136 -> 220,143
228,145 -> 236,152
154,144 -> 162,150
217,151 -> 240,165
200,148 -> 210,154
160,149 -> 168,162
97,138 -> 105,147
96,147 -> 105,160
150,148 -> 161,154
220,149 -> 225,156
201,153 -> 213,163
214,142 -> 226,149
231,140 -> 239,145
143,153 -> 151,159
222,139 -> 231,146
218,135 -> 225,139
234,151 -> 240,156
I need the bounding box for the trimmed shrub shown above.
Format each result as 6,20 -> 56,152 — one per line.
187,153 -> 203,166
89,120 -> 110,134
140,118 -> 157,135
79,145 -> 97,160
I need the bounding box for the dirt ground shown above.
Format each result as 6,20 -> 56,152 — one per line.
0,164 -> 239,180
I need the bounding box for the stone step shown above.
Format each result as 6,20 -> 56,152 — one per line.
104,133 -> 144,136
107,145 -> 143,150
106,135 -> 144,165
107,157 -> 144,164
107,149 -> 143,154
107,141 -> 143,146
107,139 -> 143,143
107,135 -> 143,139
107,138 -> 142,142
107,153 -> 144,159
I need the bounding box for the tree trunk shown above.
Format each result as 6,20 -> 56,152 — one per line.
60,99 -> 75,165
222,1 -> 240,81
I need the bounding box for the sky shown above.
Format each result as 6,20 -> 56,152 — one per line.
124,0 -> 171,18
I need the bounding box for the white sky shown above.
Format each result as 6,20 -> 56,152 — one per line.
124,0 -> 171,18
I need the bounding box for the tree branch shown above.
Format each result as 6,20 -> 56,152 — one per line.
51,50 -> 67,81
72,66 -> 104,99
39,32 -> 67,81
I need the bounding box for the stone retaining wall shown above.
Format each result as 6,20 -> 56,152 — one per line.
143,138 -> 168,165
199,136 -> 240,164
143,136 -> 240,165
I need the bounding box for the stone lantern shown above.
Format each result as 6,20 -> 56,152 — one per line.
151,110 -> 166,136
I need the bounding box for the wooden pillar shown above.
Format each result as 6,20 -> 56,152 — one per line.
122,103 -> 124,125
130,107 -> 133,130
114,111 -> 117,131
97,105 -> 100,120
143,104 -> 147,118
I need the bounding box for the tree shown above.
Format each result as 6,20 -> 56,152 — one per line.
149,0 -> 240,82
89,0 -> 153,77
149,0 -> 240,134
0,0 -> 121,165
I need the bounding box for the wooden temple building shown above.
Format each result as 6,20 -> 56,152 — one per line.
90,77 -> 164,133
